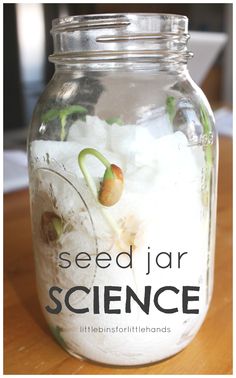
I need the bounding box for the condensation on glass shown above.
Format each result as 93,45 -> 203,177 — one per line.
28,14 -> 218,366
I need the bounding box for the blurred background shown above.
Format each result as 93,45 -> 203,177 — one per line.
3,3 -> 233,191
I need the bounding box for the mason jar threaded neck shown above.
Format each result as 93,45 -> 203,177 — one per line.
49,13 -> 193,66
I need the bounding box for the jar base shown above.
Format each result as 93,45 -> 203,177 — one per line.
61,341 -> 192,368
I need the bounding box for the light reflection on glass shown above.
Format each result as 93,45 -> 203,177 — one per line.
16,3 -> 45,82
16,3 -> 46,124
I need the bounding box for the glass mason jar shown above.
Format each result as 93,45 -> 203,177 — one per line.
28,14 -> 218,366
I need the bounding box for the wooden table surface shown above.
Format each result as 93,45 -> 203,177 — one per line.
4,137 -> 232,374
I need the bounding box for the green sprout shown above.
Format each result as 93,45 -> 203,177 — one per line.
106,117 -> 124,126
166,96 -> 176,123
78,148 -> 124,236
42,105 -> 87,141
200,104 -> 213,170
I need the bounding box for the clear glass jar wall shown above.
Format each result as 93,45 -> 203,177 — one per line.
28,14 -> 218,366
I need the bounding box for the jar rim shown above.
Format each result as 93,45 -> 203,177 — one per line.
52,13 -> 188,31
50,12 -> 191,66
